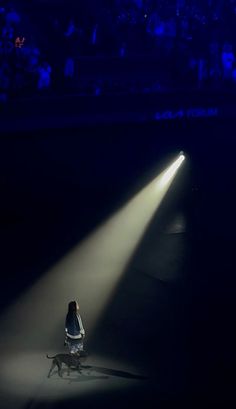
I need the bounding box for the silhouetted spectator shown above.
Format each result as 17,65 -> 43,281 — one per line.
222,43 -> 234,81
37,61 -> 52,90
5,7 -> 20,26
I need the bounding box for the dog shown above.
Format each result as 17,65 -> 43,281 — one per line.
47,353 -> 82,378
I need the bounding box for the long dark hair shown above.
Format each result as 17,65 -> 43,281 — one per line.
68,301 -> 77,314
66,300 -> 80,333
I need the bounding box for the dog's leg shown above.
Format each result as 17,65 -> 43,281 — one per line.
56,360 -> 63,377
77,361 -> 82,374
48,360 -> 56,378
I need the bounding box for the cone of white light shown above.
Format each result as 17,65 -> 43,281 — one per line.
0,153 -> 186,352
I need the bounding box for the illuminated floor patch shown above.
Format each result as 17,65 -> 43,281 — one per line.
0,350 -> 147,405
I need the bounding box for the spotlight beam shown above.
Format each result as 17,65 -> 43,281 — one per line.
0,153 -> 186,352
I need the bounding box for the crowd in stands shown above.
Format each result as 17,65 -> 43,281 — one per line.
1,0 -> 236,99
0,2 -> 52,100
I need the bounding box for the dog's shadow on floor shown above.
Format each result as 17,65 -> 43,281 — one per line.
50,365 -> 147,382
80,365 -> 148,380
53,369 -> 109,382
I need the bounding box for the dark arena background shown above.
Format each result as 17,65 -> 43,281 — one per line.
1,1 -> 236,409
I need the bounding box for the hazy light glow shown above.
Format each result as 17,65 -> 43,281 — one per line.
0,153 -> 185,403
0,154 -> 185,354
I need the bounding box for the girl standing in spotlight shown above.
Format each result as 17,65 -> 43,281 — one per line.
64,301 -> 85,355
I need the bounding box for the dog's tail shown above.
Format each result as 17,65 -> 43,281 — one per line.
46,354 -> 56,359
